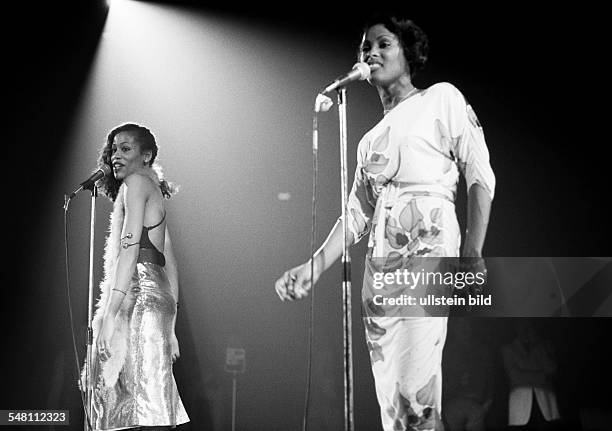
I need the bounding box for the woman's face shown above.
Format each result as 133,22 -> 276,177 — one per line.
110,131 -> 150,180
360,24 -> 409,86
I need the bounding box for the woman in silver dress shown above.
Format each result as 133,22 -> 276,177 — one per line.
89,123 -> 189,430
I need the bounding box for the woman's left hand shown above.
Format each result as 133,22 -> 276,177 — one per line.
457,252 -> 487,295
170,333 -> 180,363
97,318 -> 116,361
459,255 -> 487,273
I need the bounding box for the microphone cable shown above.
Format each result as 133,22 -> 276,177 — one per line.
301,110 -> 320,431
63,196 -> 93,430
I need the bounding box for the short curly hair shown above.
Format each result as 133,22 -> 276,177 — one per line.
97,123 -> 177,202
359,14 -> 429,79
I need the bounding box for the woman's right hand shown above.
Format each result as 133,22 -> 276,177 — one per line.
97,317 -> 116,361
274,261 -> 320,302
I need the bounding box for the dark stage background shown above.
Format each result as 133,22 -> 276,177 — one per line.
4,1 -> 611,430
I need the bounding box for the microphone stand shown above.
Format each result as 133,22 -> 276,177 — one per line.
83,184 -> 98,431
337,87 -> 354,431
313,87 -> 354,431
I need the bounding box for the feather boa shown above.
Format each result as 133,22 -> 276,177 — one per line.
81,183 -> 131,388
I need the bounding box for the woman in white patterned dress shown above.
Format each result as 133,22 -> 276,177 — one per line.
275,15 -> 495,431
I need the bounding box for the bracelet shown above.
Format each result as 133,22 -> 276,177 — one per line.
121,232 -> 139,249
112,288 -> 127,295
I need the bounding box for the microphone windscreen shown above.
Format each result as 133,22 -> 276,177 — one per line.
353,62 -> 371,80
100,164 -> 112,177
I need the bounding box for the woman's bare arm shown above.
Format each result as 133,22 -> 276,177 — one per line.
462,183 -> 492,257
275,218 -> 355,301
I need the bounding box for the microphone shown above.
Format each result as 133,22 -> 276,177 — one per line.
320,62 -> 371,95
68,165 -> 111,199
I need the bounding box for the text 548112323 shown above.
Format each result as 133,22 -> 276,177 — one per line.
0,410 -> 69,426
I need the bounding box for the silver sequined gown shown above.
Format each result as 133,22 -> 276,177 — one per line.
91,261 -> 189,430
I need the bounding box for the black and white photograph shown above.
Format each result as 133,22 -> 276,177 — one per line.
4,1 -> 610,430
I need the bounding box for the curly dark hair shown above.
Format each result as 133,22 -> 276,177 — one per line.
359,14 -> 429,79
97,123 -> 177,202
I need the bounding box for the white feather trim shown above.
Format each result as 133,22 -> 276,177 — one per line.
81,184 -> 130,388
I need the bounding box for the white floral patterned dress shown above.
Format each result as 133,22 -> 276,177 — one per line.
345,82 -> 495,431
